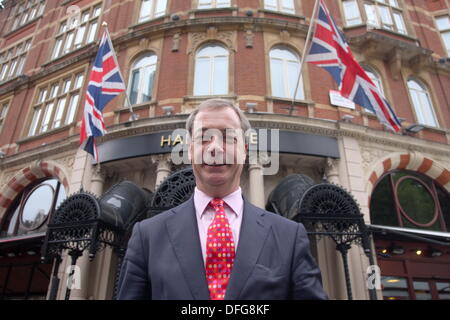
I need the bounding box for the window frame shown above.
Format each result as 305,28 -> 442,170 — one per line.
138,0 -> 168,23
343,0 -> 408,35
193,43 -> 230,96
10,0 -> 46,32
263,0 -> 296,15
342,0 -> 363,27
128,53 -> 158,105
1,178 -> 66,238
197,0 -> 231,10
269,46 -> 305,101
435,15 -> 450,57
0,99 -> 10,132
27,69 -> 86,138
51,3 -> 102,60
406,78 -> 439,128
0,38 -> 32,83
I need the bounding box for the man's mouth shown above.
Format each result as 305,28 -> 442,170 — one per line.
204,163 -> 228,167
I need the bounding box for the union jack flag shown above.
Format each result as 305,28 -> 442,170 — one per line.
80,31 -> 126,162
306,0 -> 402,132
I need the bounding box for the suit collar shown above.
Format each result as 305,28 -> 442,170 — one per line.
166,195 -> 210,300
166,195 -> 270,300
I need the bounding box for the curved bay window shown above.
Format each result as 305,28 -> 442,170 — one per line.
269,46 -> 304,100
370,171 -> 450,232
193,44 -> 229,96
128,53 -> 157,105
264,0 -> 295,14
407,78 -> 439,128
1,178 -> 67,238
342,0 -> 407,35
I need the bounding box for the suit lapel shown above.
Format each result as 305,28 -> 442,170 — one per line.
165,196 -> 210,300
225,197 -> 271,300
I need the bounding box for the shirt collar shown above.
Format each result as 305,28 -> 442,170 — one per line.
194,186 -> 243,219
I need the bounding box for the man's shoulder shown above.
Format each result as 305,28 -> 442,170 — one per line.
246,200 -> 299,229
137,198 -> 193,229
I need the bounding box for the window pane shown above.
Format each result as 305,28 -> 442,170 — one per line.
52,38 -> 63,59
199,0 -> 212,9
65,94 -> 79,124
381,276 -> 410,300
64,32 -> 75,54
217,0 -> 231,8
194,57 -> 211,96
129,70 -> 140,104
63,78 -> 72,93
141,66 -> 155,102
212,56 -> 228,95
408,80 -> 438,127
87,21 -> 98,43
75,74 -> 84,89
53,97 -> 66,128
379,6 -> 393,29
155,0 -> 167,17
436,282 -> 450,300
40,102 -> 54,132
270,58 -> 284,97
21,184 -> 54,230
389,0 -> 398,7
436,16 -> 450,31
288,60 -> 304,100
139,0 -> 152,21
413,280 -> 432,300
29,108 -> 41,136
370,175 -> 398,227
264,0 -> 277,11
74,25 -> 86,48
281,0 -> 295,13
393,12 -> 406,34
343,0 -> 362,26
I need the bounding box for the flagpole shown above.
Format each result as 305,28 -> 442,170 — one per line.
102,22 -> 139,121
289,0 -> 320,116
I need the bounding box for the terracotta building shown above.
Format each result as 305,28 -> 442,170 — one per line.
0,0 -> 449,300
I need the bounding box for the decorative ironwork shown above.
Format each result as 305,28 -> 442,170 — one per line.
150,167 -> 196,216
41,181 -> 151,300
267,175 -> 376,300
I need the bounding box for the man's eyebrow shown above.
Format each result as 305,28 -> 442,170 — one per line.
194,128 -> 237,134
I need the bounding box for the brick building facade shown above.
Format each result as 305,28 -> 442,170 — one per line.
0,0 -> 449,300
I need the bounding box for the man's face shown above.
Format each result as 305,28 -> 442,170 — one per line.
188,107 -> 247,196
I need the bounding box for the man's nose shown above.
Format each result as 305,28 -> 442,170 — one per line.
208,136 -> 225,155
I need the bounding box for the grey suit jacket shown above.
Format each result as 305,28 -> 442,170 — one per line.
117,195 -> 328,300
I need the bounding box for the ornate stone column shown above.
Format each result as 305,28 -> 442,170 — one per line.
151,154 -> 172,190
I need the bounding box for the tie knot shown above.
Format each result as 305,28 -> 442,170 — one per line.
209,198 -> 224,210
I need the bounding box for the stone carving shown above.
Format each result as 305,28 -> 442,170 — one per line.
188,28 -> 235,54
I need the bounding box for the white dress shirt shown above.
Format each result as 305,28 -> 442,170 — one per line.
193,186 -> 244,265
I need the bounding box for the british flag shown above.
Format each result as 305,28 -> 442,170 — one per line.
80,31 -> 126,162
306,0 -> 402,132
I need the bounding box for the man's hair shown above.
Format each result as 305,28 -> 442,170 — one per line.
185,99 -> 251,139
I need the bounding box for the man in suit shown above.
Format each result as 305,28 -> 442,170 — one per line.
117,99 -> 328,300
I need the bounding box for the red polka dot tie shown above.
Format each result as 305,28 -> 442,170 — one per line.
205,198 -> 236,300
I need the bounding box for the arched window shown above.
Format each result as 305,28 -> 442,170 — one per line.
407,79 -> 438,127
370,171 -> 450,232
193,44 -> 229,96
364,66 -> 384,95
128,53 -> 157,105
139,0 -> 167,23
269,46 -> 304,100
1,178 -> 67,238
